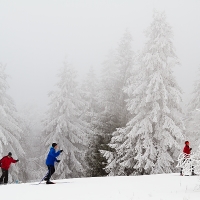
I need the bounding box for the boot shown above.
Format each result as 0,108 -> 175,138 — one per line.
192,171 -> 197,176
46,181 -> 55,184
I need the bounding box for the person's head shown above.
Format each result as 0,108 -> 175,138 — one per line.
52,143 -> 58,149
185,141 -> 189,146
8,152 -> 12,157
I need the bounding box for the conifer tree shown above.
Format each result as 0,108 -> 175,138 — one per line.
19,104 -> 45,182
97,31 -> 134,132
87,51 -> 120,176
43,62 -> 90,178
89,31 -> 134,176
96,50 -> 122,134
80,67 -> 99,124
80,67 -> 106,176
103,11 -> 184,175
116,30 -> 134,125
0,63 -> 25,182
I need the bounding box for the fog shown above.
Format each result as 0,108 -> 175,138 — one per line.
0,0 -> 200,110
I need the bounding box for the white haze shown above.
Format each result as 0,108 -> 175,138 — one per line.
0,0 -> 200,110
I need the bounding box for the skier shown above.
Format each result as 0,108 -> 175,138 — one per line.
44,143 -> 63,184
183,141 -> 192,157
0,152 -> 19,184
180,141 -> 195,176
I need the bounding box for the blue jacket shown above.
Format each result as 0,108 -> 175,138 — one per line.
46,147 -> 61,166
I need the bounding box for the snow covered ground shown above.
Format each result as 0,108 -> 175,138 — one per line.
2,173 -> 200,200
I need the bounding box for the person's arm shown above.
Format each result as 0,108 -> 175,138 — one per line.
49,149 -> 61,158
11,158 -> 19,163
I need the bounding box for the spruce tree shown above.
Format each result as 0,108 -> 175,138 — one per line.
80,67 -> 99,124
97,31 -> 134,132
116,29 -> 134,126
43,62 -> 90,178
80,67 -> 106,176
89,51 -> 120,176
19,104 -> 45,182
0,63 -> 25,182
96,50 -> 122,134
89,31 -> 134,176
103,11 -> 184,175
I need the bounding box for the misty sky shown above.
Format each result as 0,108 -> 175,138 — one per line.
0,0 -> 200,111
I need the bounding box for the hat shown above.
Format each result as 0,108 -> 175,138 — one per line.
8,152 -> 12,156
52,143 -> 57,148
185,141 -> 189,145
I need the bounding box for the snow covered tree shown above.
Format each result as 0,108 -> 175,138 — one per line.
87,32 -> 135,177
18,104 -> 45,182
79,67 -> 106,176
43,61 -> 90,178
85,134 -> 109,177
0,63 -> 25,182
86,51 -> 120,176
185,67 -> 200,150
103,11 -> 185,175
94,51 -> 120,134
96,31 -> 134,132
116,29 -> 134,125
80,66 -> 99,124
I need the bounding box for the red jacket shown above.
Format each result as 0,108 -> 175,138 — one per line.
0,156 -> 17,170
183,145 -> 190,156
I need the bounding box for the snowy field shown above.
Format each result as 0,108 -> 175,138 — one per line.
1,174 -> 200,200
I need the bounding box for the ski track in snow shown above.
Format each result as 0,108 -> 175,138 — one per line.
1,173 -> 200,200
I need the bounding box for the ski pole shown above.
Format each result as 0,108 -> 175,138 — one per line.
38,170 -> 49,184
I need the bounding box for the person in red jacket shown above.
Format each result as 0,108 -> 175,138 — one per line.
180,141 -> 195,176
0,152 -> 19,184
183,141 -> 191,157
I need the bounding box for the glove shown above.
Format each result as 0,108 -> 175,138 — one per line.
60,150 -> 63,153
57,160 -> 61,163
16,159 -> 19,162
190,148 -> 192,151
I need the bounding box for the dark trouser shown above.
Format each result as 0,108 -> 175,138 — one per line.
0,169 -> 8,184
45,165 -> 55,181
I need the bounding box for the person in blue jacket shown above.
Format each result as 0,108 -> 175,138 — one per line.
44,143 -> 63,184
